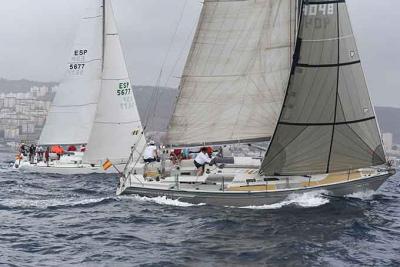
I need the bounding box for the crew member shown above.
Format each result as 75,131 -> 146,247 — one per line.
80,144 -> 86,152
29,144 -> 36,163
170,148 -> 182,165
194,147 -> 213,176
45,147 -> 50,166
36,146 -> 44,162
143,141 -> 158,163
68,145 -> 77,152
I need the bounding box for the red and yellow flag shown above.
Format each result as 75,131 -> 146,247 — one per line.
102,159 -> 113,170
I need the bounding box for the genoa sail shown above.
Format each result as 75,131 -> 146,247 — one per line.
39,1 -> 103,145
260,0 -> 386,176
83,0 -> 146,165
166,0 -> 297,146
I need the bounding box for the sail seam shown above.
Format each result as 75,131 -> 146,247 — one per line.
302,34 -> 353,42
297,60 -> 360,68
68,59 -> 101,64
166,137 -> 271,148
306,0 -> 345,5
52,103 -> 97,108
102,77 -> 129,81
279,116 -> 375,126
82,15 -> 102,20
93,120 -> 141,125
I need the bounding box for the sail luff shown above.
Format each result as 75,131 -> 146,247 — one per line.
260,0 -> 386,176
166,0 -> 296,146
325,1 -> 340,173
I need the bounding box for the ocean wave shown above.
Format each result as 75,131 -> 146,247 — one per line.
0,197 -> 114,209
119,195 -> 205,207
240,190 -> 330,210
345,190 -> 376,200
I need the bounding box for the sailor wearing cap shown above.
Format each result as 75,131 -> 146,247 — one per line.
143,140 -> 158,163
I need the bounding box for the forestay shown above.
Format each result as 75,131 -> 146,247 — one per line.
260,0 -> 386,176
83,0 -> 146,165
39,0 -> 103,145
167,0 -> 296,146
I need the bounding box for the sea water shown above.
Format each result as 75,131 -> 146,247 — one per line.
0,152 -> 399,266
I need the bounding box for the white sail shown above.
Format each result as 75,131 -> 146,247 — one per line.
39,1 -> 103,145
166,0 -> 296,146
83,0 -> 145,165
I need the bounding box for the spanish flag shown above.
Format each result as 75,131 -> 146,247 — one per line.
102,159 -> 113,170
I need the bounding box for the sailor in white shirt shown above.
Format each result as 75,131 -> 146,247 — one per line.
194,147 -> 213,176
143,141 -> 158,163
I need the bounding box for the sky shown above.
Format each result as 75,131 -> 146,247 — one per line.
0,0 -> 399,107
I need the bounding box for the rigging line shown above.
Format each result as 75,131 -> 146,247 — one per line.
164,21 -> 197,87
142,0 -> 189,130
125,0 -> 190,175
166,1 -> 208,139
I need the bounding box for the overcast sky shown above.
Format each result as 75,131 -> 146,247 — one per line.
0,0 -> 399,107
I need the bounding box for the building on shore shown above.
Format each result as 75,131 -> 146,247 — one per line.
0,86 -> 55,149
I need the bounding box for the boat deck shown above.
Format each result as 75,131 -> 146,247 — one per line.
122,168 -> 383,194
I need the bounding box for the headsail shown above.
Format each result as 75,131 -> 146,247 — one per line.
260,0 -> 386,176
39,1 -> 103,145
166,0 -> 297,146
83,0 -> 146,165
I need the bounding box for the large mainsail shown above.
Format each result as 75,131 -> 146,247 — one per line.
83,0 -> 145,165
260,0 -> 386,176
166,0 -> 297,146
39,1 -> 103,145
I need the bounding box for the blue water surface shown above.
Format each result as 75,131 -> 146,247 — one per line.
0,152 -> 399,266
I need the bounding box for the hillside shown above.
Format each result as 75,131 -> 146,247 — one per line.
375,106 -> 400,144
0,78 -> 57,93
133,86 -> 178,133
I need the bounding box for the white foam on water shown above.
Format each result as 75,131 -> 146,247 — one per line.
120,195 -> 205,207
0,197 -> 111,209
346,190 -> 376,200
240,190 -> 330,210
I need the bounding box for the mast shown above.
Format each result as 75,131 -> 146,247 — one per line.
260,0 -> 386,176
102,0 -> 105,71
83,0 -> 146,165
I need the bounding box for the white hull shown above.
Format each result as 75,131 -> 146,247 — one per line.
117,166 -> 395,206
13,157 -> 124,175
14,163 -> 124,175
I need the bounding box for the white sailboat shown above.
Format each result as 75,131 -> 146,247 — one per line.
117,0 -> 395,206
14,0 -> 145,174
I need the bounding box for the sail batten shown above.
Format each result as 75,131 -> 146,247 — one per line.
166,0 -> 297,146
260,0 -> 386,176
